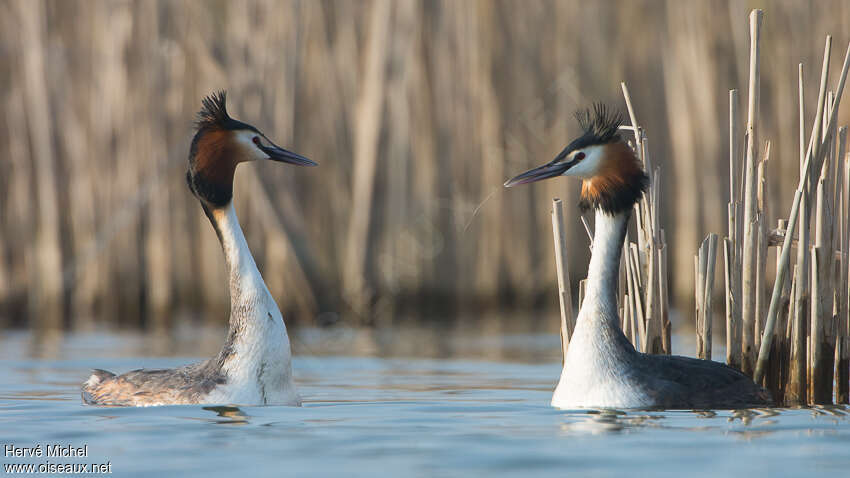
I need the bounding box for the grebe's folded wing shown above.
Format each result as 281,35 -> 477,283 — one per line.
81,362 -> 224,406
636,354 -> 773,409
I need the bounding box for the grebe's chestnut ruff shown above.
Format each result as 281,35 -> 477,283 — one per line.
505,104 -> 771,410
82,92 -> 315,407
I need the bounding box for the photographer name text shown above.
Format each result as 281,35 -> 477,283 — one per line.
4,444 -> 88,458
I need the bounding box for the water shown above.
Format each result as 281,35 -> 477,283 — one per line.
2,325 -> 850,477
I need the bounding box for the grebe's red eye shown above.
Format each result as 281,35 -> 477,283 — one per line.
252,136 -> 261,145
575,151 -> 585,160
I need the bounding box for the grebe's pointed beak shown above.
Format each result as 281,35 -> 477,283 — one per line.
504,160 -> 569,187
259,136 -> 317,167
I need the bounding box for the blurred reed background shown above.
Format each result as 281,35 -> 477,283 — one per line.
0,0 -> 848,333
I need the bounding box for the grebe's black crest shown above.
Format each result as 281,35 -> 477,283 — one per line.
194,90 -> 258,133
548,103 -> 624,165
572,103 -> 623,148
197,90 -> 230,129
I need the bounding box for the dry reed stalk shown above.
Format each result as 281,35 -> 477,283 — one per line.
578,279 -> 588,314
629,246 -> 648,352
837,337 -> 850,404
343,0 -> 391,319
643,167 -> 663,354
407,25 -> 440,299
730,89 -> 741,208
779,266 -> 797,405
619,232 -> 627,330
755,151 -> 770,349
695,247 -> 705,358
624,245 -> 643,351
660,241 -> 671,355
695,252 -> 701,350
811,39 -> 833,180
643,249 -> 661,354
792,63 -> 812,397
58,73 -> 98,330
704,234 -> 718,360
14,0 -> 64,332
723,239 -> 737,366
812,99 -> 838,404
695,234 -> 718,360
838,130 -> 850,403
786,64 -> 811,403
787,262 -> 807,405
137,1 -> 172,331
2,82 -> 33,328
472,1 -> 508,301
766,218 -> 792,402
380,0 -> 416,307
623,241 -> 636,349
622,302 -> 633,345
551,199 -> 575,360
755,38 -> 850,385
810,246 -> 833,403
629,245 -> 644,296
726,88 -> 743,370
620,83 -> 666,355
841,151 -> 850,322
581,217 -> 594,248
111,1 -> 145,327
741,9 -> 763,376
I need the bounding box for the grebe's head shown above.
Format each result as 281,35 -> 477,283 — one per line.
186,91 -> 316,207
504,103 -> 648,215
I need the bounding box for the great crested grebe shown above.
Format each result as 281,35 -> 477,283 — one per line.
505,104 -> 771,410
82,91 -> 316,407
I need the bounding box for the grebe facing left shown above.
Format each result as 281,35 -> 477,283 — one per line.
505,104 -> 771,410
82,91 -> 316,407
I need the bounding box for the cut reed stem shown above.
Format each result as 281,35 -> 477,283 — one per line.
551,198 -> 575,362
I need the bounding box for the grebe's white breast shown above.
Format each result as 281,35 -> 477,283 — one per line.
202,203 -> 300,406
551,210 -> 654,409
550,209 -> 770,410
82,202 -> 300,407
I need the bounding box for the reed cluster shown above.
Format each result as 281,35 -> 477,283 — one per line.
717,10 -> 850,406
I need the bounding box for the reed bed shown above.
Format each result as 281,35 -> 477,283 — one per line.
1,1 -> 849,333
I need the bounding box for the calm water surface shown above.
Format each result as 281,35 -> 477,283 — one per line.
1,325 -> 849,477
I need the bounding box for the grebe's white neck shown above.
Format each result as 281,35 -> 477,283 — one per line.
551,206 -> 640,408
205,201 -> 299,406
581,208 -> 629,325
211,202 -> 266,305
